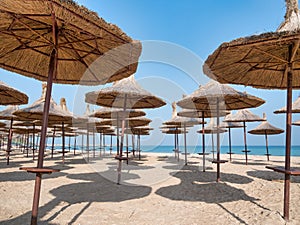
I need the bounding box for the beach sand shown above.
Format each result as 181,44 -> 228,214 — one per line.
0,149 -> 299,225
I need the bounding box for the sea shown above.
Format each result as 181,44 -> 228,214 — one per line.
49,145 -> 300,157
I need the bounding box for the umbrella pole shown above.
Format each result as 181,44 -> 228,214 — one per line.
99,132 -> 102,157
117,95 -> 127,184
68,135 -> 71,152
86,124 -> 89,162
103,133 -> 106,156
26,130 -> 30,158
62,122 -> 65,165
243,121 -> 248,165
283,67 -> 293,220
265,131 -> 270,161
6,118 -> 13,165
92,128 -> 95,158
110,134 -> 113,155
216,98 -> 220,182
73,134 -> 77,156
132,134 -> 135,157
81,133 -> 84,152
51,126 -> 56,158
211,132 -> 214,160
32,124 -> 35,161
202,112 -> 206,172
228,127 -> 232,161
116,114 -> 120,155
138,133 -> 141,160
126,121 -> 129,164
184,124 -> 187,165
31,23 -> 58,224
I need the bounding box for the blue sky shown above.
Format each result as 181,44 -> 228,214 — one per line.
1,0 -> 299,147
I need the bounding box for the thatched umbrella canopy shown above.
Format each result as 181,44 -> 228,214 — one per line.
224,109 -> 265,164
85,75 -> 165,184
14,84 -> 73,122
274,96 -> 300,114
85,75 -> 166,109
164,102 -> 202,165
197,119 -> 227,161
177,80 -> 265,181
1,0 -> 142,222
0,81 -> 28,105
220,112 -> 243,161
203,0 -> 300,219
0,105 -> 25,165
292,119 -> 300,125
0,121 -> 6,128
248,114 -> 284,161
177,107 -> 226,170
90,107 -> 146,119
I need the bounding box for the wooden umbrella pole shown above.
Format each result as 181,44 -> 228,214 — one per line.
51,126 -> 56,158
116,113 -> 120,155
31,10 -> 58,223
265,131 -> 270,161
92,128 -> 95,158
62,122 -> 65,164
110,134 -> 113,154
216,98 -> 220,182
228,127 -> 232,161
284,65 -> 293,220
117,94 -> 127,184
86,124 -> 89,162
99,132 -> 102,157
6,117 -> 13,165
32,124 -> 35,161
243,121 -> 248,165
202,111 -> 206,172
138,133 -> 141,160
184,124 -> 187,165
73,134 -> 77,155
211,132 -> 214,160
103,133 -> 106,155
26,130 -> 30,157
68,135 -> 71,152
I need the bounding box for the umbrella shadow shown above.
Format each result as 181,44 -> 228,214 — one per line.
247,170 -> 300,183
155,168 -> 256,203
3,171 -> 152,224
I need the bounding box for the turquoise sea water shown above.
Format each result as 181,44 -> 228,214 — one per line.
53,145 -> 300,156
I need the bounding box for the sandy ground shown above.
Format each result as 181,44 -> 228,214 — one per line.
0,147 -> 300,225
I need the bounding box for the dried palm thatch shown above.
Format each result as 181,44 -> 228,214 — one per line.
177,81 -> 265,110
85,75 -> 166,109
0,0 -> 142,85
248,121 -> 284,135
89,106 -> 145,119
198,119 -> 227,134
220,112 -> 243,128
177,108 -> 228,118
164,102 -> 202,126
0,105 -> 20,120
292,119 -> 300,125
161,128 -> 187,134
0,81 -> 28,105
224,109 -> 265,123
0,121 -> 5,127
274,96 -> 300,113
13,85 -> 73,122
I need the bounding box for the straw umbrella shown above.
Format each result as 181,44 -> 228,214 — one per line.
85,75 -> 166,184
164,102 -> 201,165
177,80 -> 265,182
0,1 -> 141,223
274,96 -> 300,114
292,119 -> 300,125
177,108 -> 226,171
161,126 -> 188,160
0,105 -> 22,165
197,118 -> 227,160
203,0 -> 300,219
220,113 -> 243,161
224,109 -> 265,164
89,106 -> 145,155
0,81 -> 28,105
248,114 -> 284,161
